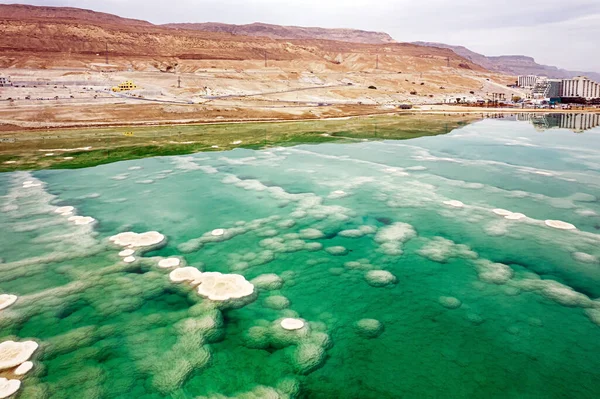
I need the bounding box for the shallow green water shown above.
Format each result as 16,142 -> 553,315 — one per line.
1,117 -> 600,399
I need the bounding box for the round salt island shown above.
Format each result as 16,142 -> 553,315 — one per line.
355,319 -> 384,338
0,378 -> 20,398
0,295 -> 17,311
281,318 -> 305,331
211,229 -> 225,237
169,267 -> 203,283
14,361 -> 33,376
196,272 -> 254,301
158,258 -> 181,268
110,231 -> 165,248
505,212 -> 526,220
443,200 -> 464,208
0,340 -> 38,370
118,249 -> 135,257
365,270 -> 397,287
439,296 -> 462,309
545,220 -> 576,230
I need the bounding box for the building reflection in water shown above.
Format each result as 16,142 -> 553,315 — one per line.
480,112 -> 600,132
513,113 -> 600,132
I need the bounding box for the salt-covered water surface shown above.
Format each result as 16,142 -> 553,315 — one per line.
1,117 -> 600,398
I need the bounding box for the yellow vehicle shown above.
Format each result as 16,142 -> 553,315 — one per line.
112,80 -> 138,92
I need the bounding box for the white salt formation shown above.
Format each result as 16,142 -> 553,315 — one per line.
328,190 -> 348,199
492,209 -> 513,216
355,319 -> 384,338
68,215 -> 96,225
251,274 -> 284,290
196,272 -> 255,301
0,295 -> 17,311
281,318 -> 305,331
158,258 -> 181,268
585,309 -> 600,327
118,249 -> 135,257
264,295 -> 290,310
123,256 -> 136,263
54,206 -> 74,216
505,212 -> 526,220
510,278 -> 592,308
0,378 -> 20,399
473,259 -> 513,284
545,220 -> 576,230
110,231 -> 165,248
325,246 -> 348,256
439,296 -> 462,309
169,267 -> 203,284
0,340 -> 39,370
299,228 -> 324,239
572,252 -> 599,264
13,361 -> 33,376
365,270 -> 397,287
443,200 -> 464,208
374,222 -> 416,256
417,237 -> 477,263
211,229 -> 225,236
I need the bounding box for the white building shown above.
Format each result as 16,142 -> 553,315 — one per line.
518,75 -> 539,89
561,76 -> 600,99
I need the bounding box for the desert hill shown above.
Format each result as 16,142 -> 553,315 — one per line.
413,41 -> 600,82
0,3 -> 153,27
163,22 -> 395,44
0,4 -> 483,75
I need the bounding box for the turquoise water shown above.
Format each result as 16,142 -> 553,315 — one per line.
1,117 -> 600,398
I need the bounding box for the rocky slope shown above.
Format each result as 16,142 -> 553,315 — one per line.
414,41 -> 600,82
0,4 -> 152,27
0,4 -> 484,75
163,22 -> 395,44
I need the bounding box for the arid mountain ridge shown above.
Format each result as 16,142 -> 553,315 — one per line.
163,22 -> 395,44
0,4 -> 483,75
414,42 -> 600,82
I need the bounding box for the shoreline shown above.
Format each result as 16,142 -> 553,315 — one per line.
1,106 -> 598,135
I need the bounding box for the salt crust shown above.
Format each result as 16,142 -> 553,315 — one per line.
545,220 -> 576,230
439,296 -> 462,309
0,340 -> 38,370
365,270 -> 396,287
110,231 -> 165,248
196,272 -> 255,301
169,267 -> 203,283
14,361 -> 33,376
158,258 -> 181,268
0,295 -> 17,311
281,318 -> 305,330
68,216 -> 95,225
374,222 -> 417,256
54,206 -> 74,216
443,200 -> 464,208
118,249 -> 135,257
0,378 -> 20,399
